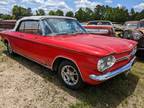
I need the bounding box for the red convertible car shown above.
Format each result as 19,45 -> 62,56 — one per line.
0,16 -> 137,89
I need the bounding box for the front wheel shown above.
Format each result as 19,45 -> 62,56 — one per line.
58,60 -> 84,90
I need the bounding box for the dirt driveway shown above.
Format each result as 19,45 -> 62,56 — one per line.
0,44 -> 144,108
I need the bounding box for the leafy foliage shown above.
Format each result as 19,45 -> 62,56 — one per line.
36,9 -> 45,16
65,11 -> 74,17
55,9 -> 64,16
48,10 -> 56,15
0,5 -> 144,23
12,5 -> 32,19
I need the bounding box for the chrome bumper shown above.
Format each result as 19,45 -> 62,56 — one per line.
89,56 -> 136,81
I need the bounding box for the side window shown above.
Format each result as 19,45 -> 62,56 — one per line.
17,20 -> 42,35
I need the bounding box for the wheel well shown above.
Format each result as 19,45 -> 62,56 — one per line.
52,57 -> 77,72
4,39 -> 8,45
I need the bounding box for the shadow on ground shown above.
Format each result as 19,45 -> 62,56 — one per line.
6,52 -> 139,108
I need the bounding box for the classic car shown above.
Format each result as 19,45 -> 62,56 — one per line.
87,20 -> 113,26
0,20 -> 16,31
0,16 -> 137,89
83,25 -> 115,37
123,20 -> 144,56
112,22 -> 124,31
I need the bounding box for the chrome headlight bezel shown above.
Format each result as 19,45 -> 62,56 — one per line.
97,55 -> 116,72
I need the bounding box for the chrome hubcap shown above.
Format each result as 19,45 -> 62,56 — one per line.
61,65 -> 79,86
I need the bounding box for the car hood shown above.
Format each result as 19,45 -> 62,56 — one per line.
53,34 -> 137,56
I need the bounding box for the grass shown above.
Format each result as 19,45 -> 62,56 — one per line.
69,60 -> 144,108
0,40 -> 5,55
0,41 -> 144,108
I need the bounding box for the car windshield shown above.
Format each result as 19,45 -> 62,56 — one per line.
139,21 -> 144,28
126,23 -> 138,29
43,18 -> 86,36
88,21 -> 112,25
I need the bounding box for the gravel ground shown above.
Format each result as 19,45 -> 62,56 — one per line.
0,53 -> 78,108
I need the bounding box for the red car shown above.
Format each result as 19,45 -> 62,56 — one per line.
84,25 -> 115,37
0,20 -> 16,31
0,16 -> 137,89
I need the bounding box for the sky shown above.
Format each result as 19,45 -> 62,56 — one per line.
0,0 -> 144,14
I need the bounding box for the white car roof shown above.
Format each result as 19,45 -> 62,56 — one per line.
20,16 -> 76,20
13,16 -> 76,31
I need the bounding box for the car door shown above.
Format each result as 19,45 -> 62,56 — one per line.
11,20 -> 49,65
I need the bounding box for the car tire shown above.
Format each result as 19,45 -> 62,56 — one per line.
5,42 -> 13,55
58,60 -> 84,90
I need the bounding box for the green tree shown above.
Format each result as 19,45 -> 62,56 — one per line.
129,8 -> 136,20
12,5 -> 32,19
75,8 -> 86,22
135,10 -> 144,20
48,10 -> 56,15
55,9 -> 64,16
36,9 -> 45,15
104,6 -> 113,21
84,8 -> 94,21
93,5 -> 106,20
0,14 -> 13,20
65,11 -> 74,17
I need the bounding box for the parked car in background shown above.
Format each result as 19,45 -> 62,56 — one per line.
122,20 -> 144,56
112,22 -> 124,31
83,25 -> 115,37
87,20 -> 113,26
0,20 -> 16,31
124,21 -> 139,30
0,16 -> 137,89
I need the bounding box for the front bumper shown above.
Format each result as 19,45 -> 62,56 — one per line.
89,56 -> 136,81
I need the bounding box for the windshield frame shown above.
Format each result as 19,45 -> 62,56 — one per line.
42,18 -> 87,36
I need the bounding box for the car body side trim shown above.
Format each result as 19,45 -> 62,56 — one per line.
13,50 -> 52,69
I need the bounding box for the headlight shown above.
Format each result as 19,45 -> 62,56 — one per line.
97,55 -> 116,72
133,31 -> 142,40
